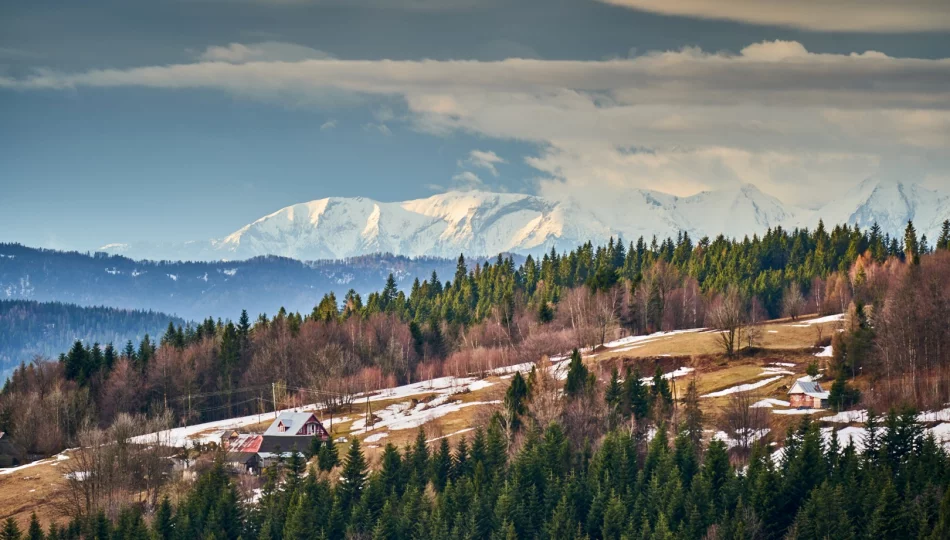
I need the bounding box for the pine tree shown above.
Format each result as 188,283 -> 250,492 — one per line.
153,496 -> 174,540
564,349 -> 589,398
25,514 -> 42,540
431,438 -> 452,492
1,518 -> 22,540
904,220 -> 920,265
318,435 -> 339,471
338,438 -> 368,505
868,479 -> 907,538
937,220 -> 950,251
504,372 -> 529,431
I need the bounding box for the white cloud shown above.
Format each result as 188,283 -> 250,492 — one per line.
363,122 -> 392,135
450,171 -> 485,190
320,119 -> 337,130
3,40 -> 949,207
197,41 -> 333,63
460,149 -> 506,176
597,0 -> 950,32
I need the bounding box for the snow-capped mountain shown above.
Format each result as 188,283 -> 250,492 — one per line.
101,181 -> 948,261
802,177 -> 950,241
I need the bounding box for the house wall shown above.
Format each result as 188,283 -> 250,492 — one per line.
789,393 -> 805,408
789,394 -> 822,408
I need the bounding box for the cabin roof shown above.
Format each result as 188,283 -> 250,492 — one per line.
263,411 -> 321,437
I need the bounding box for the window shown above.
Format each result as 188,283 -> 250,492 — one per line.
278,423 -> 287,433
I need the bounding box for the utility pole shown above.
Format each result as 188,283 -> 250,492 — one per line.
272,381 -> 278,418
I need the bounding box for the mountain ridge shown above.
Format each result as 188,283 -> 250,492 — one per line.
101,181 -> 949,261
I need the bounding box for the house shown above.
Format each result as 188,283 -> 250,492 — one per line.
788,379 -> 829,408
222,433 -> 264,473
259,411 -> 329,456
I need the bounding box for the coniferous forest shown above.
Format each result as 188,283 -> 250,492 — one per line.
1,220 -> 950,539
0,300 -> 184,375
4,409 -> 950,540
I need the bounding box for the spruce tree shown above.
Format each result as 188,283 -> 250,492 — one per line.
338,438 -> 368,506
25,514 -> 42,540
426,438 -> 448,493
318,436 -> 339,471
564,349 -> 589,398
904,220 -> 920,265
1,518 -> 22,540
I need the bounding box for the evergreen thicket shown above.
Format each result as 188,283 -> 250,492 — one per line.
27,413 -> 950,540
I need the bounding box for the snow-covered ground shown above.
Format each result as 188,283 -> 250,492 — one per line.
702,376 -> 785,398
0,451 -> 70,476
641,367 -> 694,385
364,376 -> 493,403
772,408 -> 825,416
822,407 -> 950,424
815,345 -> 833,357
350,399 -> 500,433
786,314 -> 845,327
713,429 -> 770,449
602,328 -> 705,349
751,398 -> 791,408
130,409 -> 297,448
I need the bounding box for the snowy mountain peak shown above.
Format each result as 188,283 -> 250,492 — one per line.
101,181 -> 950,262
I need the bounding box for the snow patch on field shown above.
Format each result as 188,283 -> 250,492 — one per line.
822,410 -> 868,423
821,407 -> 950,424
751,398 -> 791,408
0,451 -> 70,475
815,346 -> 833,357
602,328 -> 705,349
713,429 -> 770,449
641,367 -> 694,385
351,399 -> 500,433
702,376 -> 784,398
364,432 -> 388,443
787,314 -> 844,327
363,376 -> 489,402
773,408 -> 826,415
761,367 -> 795,376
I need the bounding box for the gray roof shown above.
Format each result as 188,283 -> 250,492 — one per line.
263,411 -> 320,437
789,379 -> 829,399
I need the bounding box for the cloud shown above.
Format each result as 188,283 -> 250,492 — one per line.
3,40 -> 949,207
363,122 -> 392,135
320,119 -> 337,130
450,171 -> 485,190
460,150 -> 506,176
597,0 -> 950,32
197,41 -> 333,63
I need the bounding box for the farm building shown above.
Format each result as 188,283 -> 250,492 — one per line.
788,379 -> 829,409
259,411 -> 329,454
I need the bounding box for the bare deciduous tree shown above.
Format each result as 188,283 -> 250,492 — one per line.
719,391 -> 767,453
709,286 -> 746,357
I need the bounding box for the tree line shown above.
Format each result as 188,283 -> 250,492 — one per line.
2,219 -> 949,458
8,408 -> 950,540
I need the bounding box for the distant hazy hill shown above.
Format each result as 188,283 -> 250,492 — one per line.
0,244 -> 480,321
99,181 -> 949,262
0,300 -> 184,375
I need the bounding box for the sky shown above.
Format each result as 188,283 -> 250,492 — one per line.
1,0 -> 949,250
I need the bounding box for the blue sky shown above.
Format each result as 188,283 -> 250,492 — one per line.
2,0 -> 949,249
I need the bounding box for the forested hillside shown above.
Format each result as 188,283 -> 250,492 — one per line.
15,412 -> 948,540
2,219 -> 950,539
0,244 -> 469,321
0,300 -> 184,378
3,219 -> 948,457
